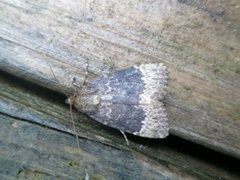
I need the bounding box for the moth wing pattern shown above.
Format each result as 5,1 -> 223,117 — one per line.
86,63 -> 169,138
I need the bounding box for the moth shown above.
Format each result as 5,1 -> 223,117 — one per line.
68,63 -> 169,138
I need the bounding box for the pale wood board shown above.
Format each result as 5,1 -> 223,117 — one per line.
0,0 -> 240,160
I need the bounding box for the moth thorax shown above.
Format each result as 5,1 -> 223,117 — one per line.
73,94 -> 100,113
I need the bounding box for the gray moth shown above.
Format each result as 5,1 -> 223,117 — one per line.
69,63 -> 169,138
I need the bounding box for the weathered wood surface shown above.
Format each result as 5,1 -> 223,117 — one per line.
0,0 -> 240,160
1,72 -> 240,179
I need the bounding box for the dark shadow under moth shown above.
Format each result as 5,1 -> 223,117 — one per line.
69,63 -> 169,138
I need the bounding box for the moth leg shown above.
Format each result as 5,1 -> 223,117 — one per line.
120,130 -> 129,146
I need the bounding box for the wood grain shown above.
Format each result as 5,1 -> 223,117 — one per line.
1,72 -> 239,179
0,0 -> 240,159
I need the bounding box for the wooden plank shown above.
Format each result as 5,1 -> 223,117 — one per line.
1,117 -> 182,179
0,0 -> 240,159
1,71 -> 240,179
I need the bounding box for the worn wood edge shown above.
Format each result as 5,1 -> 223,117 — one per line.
1,42 -> 240,159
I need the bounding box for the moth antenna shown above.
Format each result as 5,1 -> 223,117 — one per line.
45,61 -> 82,163
69,98 -> 82,160
46,61 -> 68,97
120,130 -> 129,146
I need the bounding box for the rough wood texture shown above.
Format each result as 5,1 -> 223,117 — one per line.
0,0 -> 240,160
1,72 -> 240,179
